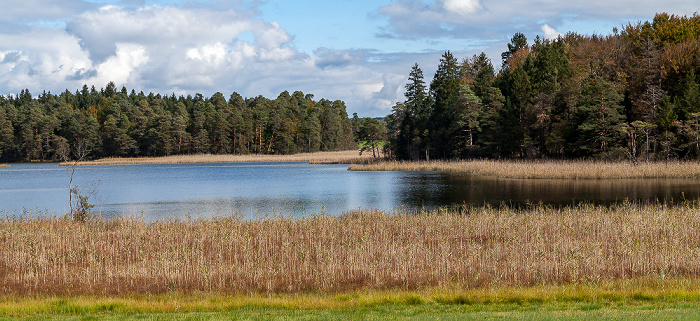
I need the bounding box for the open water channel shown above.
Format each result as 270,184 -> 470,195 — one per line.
1,162 -> 699,221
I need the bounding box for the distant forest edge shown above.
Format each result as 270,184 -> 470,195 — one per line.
1,13 -> 699,163
385,13 -> 700,161
0,86 -> 362,162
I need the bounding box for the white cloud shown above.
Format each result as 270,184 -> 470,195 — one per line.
442,0 -> 483,16
94,43 -> 148,86
186,43 -> 227,65
254,21 -> 293,49
541,24 -> 564,40
65,5 -> 258,63
0,28 -> 92,92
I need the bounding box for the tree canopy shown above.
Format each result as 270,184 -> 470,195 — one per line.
0,85 -> 354,162
387,13 -> 700,161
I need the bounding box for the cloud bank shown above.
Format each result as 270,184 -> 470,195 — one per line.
0,0 -> 697,117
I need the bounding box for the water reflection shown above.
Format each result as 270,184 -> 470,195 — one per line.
399,173 -> 700,208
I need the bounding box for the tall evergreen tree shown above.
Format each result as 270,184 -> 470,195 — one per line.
391,63 -> 428,160
429,51 -> 461,159
502,32 -> 529,67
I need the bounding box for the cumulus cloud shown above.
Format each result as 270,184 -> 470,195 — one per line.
441,0 -> 483,16
65,5 -> 257,63
0,28 -> 91,91
186,43 -> 228,65
94,43 -> 149,86
541,24 -> 564,40
0,2 -> 407,116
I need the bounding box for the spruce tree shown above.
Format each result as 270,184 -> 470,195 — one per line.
429,51 -> 461,159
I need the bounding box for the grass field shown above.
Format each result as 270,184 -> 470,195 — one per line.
3,283 -> 700,319
61,150 -> 375,166
348,159 -> 700,179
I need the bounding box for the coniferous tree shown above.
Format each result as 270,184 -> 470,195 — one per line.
391,63 -> 428,160
572,76 -> 626,157
450,84 -> 482,157
429,51 -> 461,159
501,32 -> 529,67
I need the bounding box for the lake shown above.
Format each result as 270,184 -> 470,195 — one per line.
1,162 -> 699,221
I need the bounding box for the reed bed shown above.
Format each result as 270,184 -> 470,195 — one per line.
348,160 -> 700,179
2,203 -> 700,296
62,150 -> 374,166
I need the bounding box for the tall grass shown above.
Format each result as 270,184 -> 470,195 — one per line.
348,159 -> 700,179
2,203 -> 700,296
62,150 -> 374,166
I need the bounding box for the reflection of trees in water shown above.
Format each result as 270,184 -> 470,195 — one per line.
398,174 -> 700,208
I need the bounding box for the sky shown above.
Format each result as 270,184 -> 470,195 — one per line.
0,0 -> 698,117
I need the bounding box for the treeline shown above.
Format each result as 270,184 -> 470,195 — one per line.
386,13 -> 700,161
0,84 -> 355,162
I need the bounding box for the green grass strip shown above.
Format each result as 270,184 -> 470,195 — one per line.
4,279 -> 700,319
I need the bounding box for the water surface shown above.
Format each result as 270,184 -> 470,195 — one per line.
1,162 -> 698,220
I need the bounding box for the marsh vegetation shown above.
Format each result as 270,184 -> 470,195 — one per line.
2,203 -> 700,296
348,159 -> 700,179
62,150 -> 375,166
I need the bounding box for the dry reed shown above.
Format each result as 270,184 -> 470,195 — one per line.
2,203 -> 700,296
62,151 -> 374,166
348,160 -> 700,179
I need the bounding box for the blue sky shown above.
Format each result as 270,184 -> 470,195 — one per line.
1,0 -> 698,116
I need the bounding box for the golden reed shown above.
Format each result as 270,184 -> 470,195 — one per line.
62,151 -> 374,166
2,203 -> 699,295
348,160 -> 700,179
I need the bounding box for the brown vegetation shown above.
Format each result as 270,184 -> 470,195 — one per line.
61,150 -> 374,166
2,203 -> 700,296
348,160 -> 700,179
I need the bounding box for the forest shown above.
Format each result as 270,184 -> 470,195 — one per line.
386,13 -> 700,161
0,85 -> 362,162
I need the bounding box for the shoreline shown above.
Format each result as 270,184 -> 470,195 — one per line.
348,159 -> 700,179
58,150 -> 375,166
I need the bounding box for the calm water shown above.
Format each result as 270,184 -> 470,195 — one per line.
1,162 -> 699,220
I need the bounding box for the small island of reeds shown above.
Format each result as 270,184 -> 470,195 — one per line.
348,159 -> 700,179
59,150 -> 375,166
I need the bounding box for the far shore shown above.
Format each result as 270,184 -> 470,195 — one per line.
348,159 -> 700,179
60,150 -> 376,166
